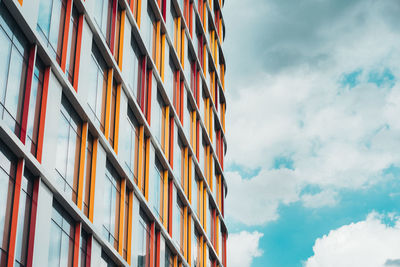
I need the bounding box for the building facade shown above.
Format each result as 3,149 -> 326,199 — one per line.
0,0 -> 228,266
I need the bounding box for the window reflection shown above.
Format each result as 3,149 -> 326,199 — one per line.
102,161 -> 120,250
55,95 -> 82,203
37,0 -> 66,63
48,201 -> 75,267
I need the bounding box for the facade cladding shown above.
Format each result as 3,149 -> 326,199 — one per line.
0,0 -> 228,266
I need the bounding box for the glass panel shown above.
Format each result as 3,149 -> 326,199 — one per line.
14,171 -> 33,267
66,8 -> 78,84
0,28 -> 12,106
37,0 -> 52,38
48,222 -> 62,267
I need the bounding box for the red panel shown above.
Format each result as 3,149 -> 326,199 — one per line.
149,223 -> 155,267
73,223 -> 81,267
7,159 -> 24,267
86,235 -> 92,267
26,177 -> 39,267
36,67 -> 50,163
110,0 -> 117,54
20,46 -> 36,144
147,69 -> 153,124
61,0 -> 73,72
73,14 -> 85,91
168,179 -> 173,235
170,120 -> 174,167
155,231 -> 161,267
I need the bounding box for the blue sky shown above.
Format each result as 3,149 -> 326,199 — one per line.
223,1 -> 400,266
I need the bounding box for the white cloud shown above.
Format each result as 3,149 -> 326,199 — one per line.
228,231 -> 264,267
224,0 -> 400,226
301,190 -> 339,209
305,212 -> 400,267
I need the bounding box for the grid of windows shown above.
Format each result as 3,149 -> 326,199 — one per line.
0,0 -> 229,266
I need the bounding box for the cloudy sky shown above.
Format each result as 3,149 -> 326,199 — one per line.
223,0 -> 400,266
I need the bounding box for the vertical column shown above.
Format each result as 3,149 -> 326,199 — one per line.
73,222 -> 81,267
77,122 -> 88,210
89,139 -> 99,222
118,179 -> 126,255
163,171 -> 169,229
144,138 -> 150,200
114,84 -> 122,153
73,14 -> 85,91
26,178 -> 40,267
20,45 -> 36,144
105,69 -> 114,140
36,67 -> 50,163
7,159 -> 25,266
61,0 -> 73,72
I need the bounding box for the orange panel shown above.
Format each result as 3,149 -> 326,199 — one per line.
7,159 -> 24,267
138,126 -> 144,189
105,69 -> 113,140
73,14 -> 84,91
77,122 -> 88,210
61,0 -> 73,72
127,191 -> 133,264
118,10 -> 126,70
163,171 -> 169,229
37,67 -> 50,163
73,223 -> 81,267
89,139 -> 98,222
144,138 -> 150,200
114,84 -> 122,153
188,215 -> 192,266
118,179 -> 126,255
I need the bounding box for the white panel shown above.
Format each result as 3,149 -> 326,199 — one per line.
41,70 -> 62,175
19,0 -> 39,29
93,142 -> 107,231
32,180 -> 53,267
160,234 -> 166,267
76,19 -> 93,104
131,193 -> 140,267
91,237 -> 103,266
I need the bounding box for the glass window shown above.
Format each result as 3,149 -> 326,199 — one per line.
48,201 -> 75,267
136,210 -> 151,267
191,229 -> 200,267
167,4 -> 176,44
173,124 -> 183,185
26,58 -> 44,157
165,245 -> 173,267
126,34 -> 141,98
99,250 -> 117,267
207,203 -> 212,240
123,188 -> 131,261
0,3 -> 29,137
87,42 -> 108,133
148,144 -> 164,222
102,161 -> 121,250
141,4 -> 156,59
55,95 -> 82,203
184,93 -> 191,140
191,160 -> 197,217
164,56 -> 175,103
173,193 -> 184,253
114,4 -> 123,63
93,0 -> 113,46
79,230 -> 89,267
151,87 -> 164,147
37,0 -> 66,63
219,223 -> 223,260
14,169 -> 34,267
0,141 -> 16,266
120,107 -> 139,183
83,133 -> 94,217
66,6 -> 79,84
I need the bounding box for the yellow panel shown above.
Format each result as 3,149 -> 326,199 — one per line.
89,139 -> 98,222
138,126 -> 144,189
118,10 -> 126,70
165,106 -> 170,161
145,138 -> 150,200
77,122 -> 88,210
118,179 -> 126,255
114,84 -> 122,153
163,171 -> 169,229
127,191 -> 133,265
105,69 -> 113,140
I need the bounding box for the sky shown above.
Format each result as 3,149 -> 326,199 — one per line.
222,0 -> 400,266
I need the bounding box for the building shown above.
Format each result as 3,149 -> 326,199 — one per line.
0,0 -> 228,266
